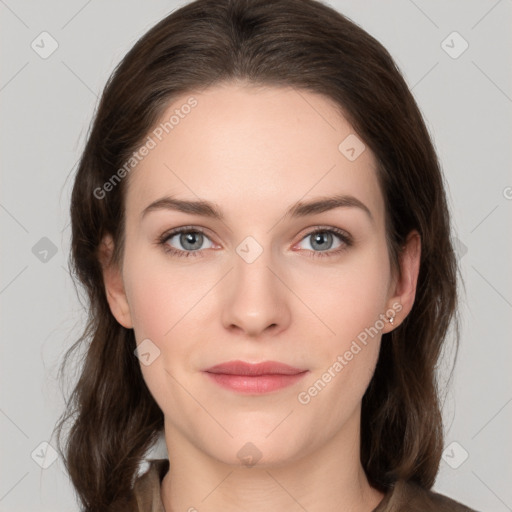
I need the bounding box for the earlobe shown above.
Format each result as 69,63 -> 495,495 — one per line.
98,234 -> 133,329
383,230 -> 421,332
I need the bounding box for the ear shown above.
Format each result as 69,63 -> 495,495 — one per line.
98,233 -> 133,329
382,230 -> 421,333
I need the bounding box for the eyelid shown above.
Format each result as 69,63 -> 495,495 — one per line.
291,225 -> 352,255
294,225 -> 352,244
158,225 -> 215,248
158,224 -> 353,258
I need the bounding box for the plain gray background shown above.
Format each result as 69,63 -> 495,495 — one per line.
1,0 -> 511,510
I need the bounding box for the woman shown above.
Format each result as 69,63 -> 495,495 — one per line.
54,0 -> 477,510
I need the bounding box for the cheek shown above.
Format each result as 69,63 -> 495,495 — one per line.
129,277 -> 173,341
123,249 -> 214,391
295,252 -> 387,422
125,234 -> 391,354
125,257 -> 197,411
124,246 -> 207,340
298,246 -> 391,344
293,244 -> 389,412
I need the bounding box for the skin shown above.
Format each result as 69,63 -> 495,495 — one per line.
100,83 -> 421,512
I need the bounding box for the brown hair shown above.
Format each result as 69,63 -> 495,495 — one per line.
54,0 -> 460,509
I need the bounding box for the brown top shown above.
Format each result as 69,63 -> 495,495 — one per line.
130,459 -> 478,512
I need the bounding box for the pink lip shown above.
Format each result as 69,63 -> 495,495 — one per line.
203,360 -> 309,394
205,360 -> 306,376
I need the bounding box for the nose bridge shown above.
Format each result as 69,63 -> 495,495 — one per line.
221,233 -> 290,336
234,237 -> 276,294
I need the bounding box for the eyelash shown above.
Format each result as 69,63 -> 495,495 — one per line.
157,226 -> 353,260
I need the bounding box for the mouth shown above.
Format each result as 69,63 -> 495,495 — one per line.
203,360 -> 309,394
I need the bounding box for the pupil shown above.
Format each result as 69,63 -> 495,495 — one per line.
182,232 -> 202,250
313,232 -> 331,250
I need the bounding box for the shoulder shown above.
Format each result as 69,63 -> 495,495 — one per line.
374,479 -> 479,512
123,462 -> 481,512
131,458 -> 170,512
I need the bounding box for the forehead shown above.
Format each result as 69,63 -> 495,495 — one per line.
124,83 -> 384,226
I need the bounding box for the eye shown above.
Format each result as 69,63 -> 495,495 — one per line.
158,227 -> 214,258
295,227 -> 352,259
157,226 -> 353,259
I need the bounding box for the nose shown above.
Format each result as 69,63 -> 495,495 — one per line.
221,245 -> 291,338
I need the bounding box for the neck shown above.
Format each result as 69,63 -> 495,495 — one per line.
160,413 -> 384,512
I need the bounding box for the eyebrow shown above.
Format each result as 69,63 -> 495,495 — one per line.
140,193 -> 373,223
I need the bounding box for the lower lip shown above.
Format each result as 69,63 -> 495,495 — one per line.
204,371 -> 308,394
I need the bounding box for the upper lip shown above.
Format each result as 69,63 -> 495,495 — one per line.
204,360 -> 307,376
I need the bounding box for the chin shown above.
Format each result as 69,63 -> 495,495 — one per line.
202,430 -> 310,469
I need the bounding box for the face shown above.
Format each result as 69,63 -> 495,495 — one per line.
102,83 -> 416,468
